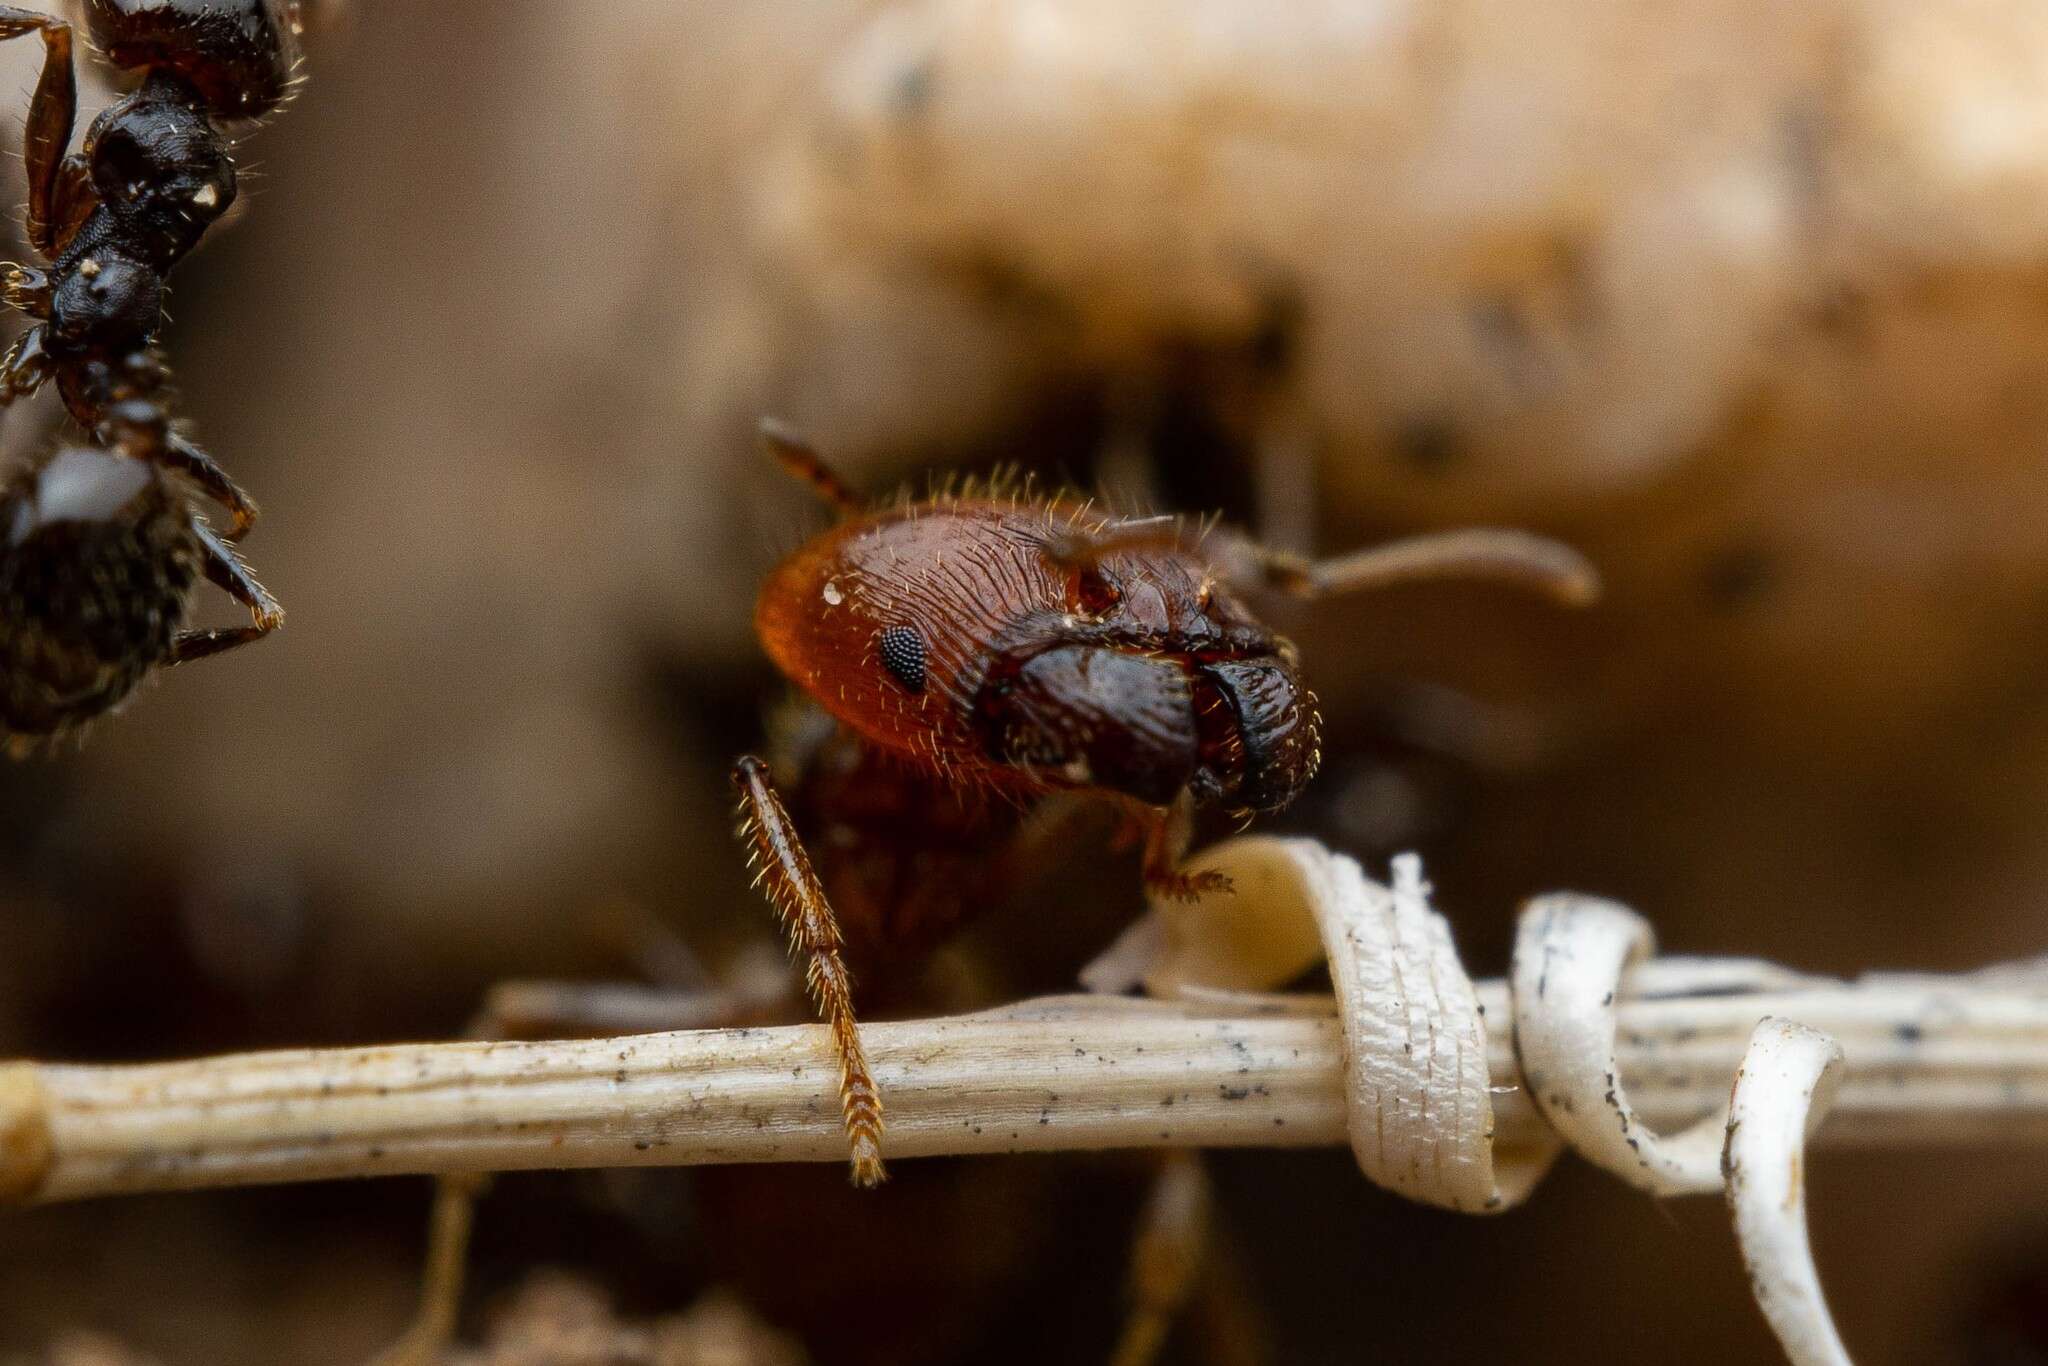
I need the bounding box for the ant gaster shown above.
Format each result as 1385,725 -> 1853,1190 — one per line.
0,442 -> 277,749
735,422 -> 1602,1186
0,1 -> 306,741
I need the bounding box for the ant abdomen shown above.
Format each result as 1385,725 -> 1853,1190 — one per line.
86,0 -> 304,120
0,445 -> 198,738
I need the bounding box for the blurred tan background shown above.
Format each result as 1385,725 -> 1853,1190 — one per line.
5,1 -> 2048,1361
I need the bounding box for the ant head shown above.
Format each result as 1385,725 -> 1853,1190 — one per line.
971,637 -> 1320,814
972,522 -> 1319,812
50,252 -> 163,352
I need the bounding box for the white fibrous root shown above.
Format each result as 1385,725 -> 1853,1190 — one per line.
1510,894 -> 1730,1194
1725,1019 -> 1852,1366
1095,835 -> 2033,1364
1113,838 -> 1559,1211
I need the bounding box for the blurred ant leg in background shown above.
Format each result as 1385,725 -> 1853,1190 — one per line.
1110,1151 -> 1215,1366
369,1171 -> 488,1366
1091,376 -> 1169,514
0,6 -> 82,258
371,928 -> 797,1366
1248,392 -> 1318,562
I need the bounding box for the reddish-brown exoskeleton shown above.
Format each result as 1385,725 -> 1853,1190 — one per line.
370,422 -> 1602,1366
734,421 -> 1600,1187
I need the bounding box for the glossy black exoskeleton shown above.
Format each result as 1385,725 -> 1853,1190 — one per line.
0,1 -> 305,535
0,1 -> 307,742
0,442 -> 279,747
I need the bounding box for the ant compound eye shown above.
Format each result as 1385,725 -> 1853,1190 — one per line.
878,624 -> 927,693
1073,566 -> 1122,618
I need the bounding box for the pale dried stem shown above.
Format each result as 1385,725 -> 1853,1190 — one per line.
3,966 -> 2045,1206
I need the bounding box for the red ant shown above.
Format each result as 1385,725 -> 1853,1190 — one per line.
0,1 -> 308,742
735,422 -> 1599,1186
373,424 -> 1599,1364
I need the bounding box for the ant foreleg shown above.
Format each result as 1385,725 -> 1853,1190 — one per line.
1218,526 -> 1601,607
1109,1152 -> 1214,1366
168,522 -> 281,664
758,418 -> 863,519
1139,792 -> 1231,902
365,1171 -> 488,1366
0,6 -> 77,259
732,753 -> 886,1187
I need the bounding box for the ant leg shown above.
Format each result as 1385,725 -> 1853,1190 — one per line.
469,966 -> 794,1040
0,7 -> 75,260
1217,526 -> 1601,607
92,357 -> 259,538
46,152 -> 95,256
169,523 -> 283,664
1140,793 -> 1231,902
365,1171 -> 489,1366
758,418 -> 863,518
161,431 -> 261,541
731,754 -> 886,1186
1109,1152 -> 1214,1366
371,970 -> 786,1366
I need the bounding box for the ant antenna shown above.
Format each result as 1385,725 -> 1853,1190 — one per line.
759,418 -> 862,519
1251,528 -> 1602,607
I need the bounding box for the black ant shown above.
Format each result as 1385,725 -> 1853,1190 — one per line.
0,1 -> 308,742
0,441 -> 279,749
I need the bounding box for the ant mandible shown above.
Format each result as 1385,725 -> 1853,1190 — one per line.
736,421 -> 1602,1187
0,1 -> 306,742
